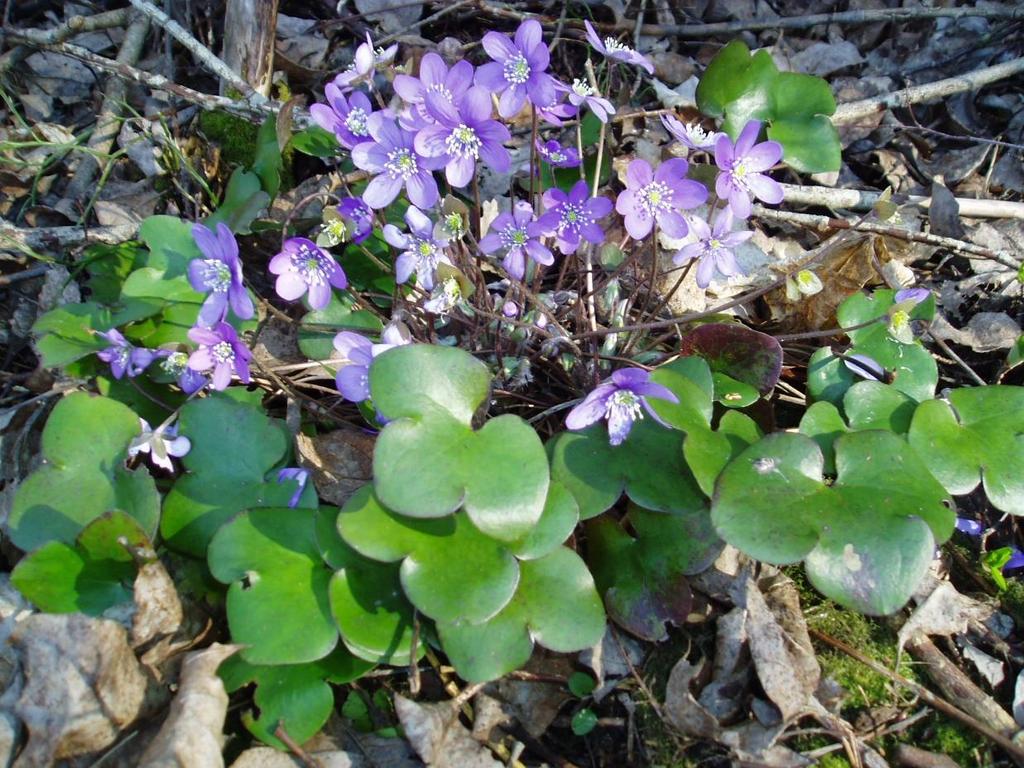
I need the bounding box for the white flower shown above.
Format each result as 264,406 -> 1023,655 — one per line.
128,417 -> 190,472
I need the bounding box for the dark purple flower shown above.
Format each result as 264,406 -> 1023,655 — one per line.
333,321 -> 411,402
156,349 -> 206,394
566,367 -> 679,445
187,321 -> 252,391
394,52 -> 474,129
414,85 -> 511,187
661,114 -> 723,152
673,208 -> 753,288
276,467 -> 309,508
537,179 -> 613,255
714,120 -> 784,218
583,20 -> 654,74
1005,548 -> 1024,572
188,222 -> 253,326
352,113 -> 443,209
615,158 -> 707,241
383,206 -> 451,290
566,79 -> 615,123
310,85 -> 375,150
336,197 -> 373,244
333,32 -> 398,91
536,139 -> 580,168
479,201 -> 553,280
475,19 -> 558,118
269,237 -> 348,310
955,517 -> 984,536
97,329 -> 155,379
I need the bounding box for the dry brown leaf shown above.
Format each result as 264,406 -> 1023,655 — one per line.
897,580 -> 993,655
295,428 -> 375,507
137,644 -> 239,768
491,676 -> 569,738
697,607 -> 750,721
395,695 -> 501,768
131,559 -> 184,652
664,657 -> 720,739
11,613 -> 147,766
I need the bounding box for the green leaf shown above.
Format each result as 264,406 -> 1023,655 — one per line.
572,708 -> 599,736
712,372 -> 759,408
683,410 -> 763,495
908,386 -> 1024,515
205,168 -> 270,235
768,115 -> 841,174
161,393 -> 308,556
586,505 -> 721,640
138,215 -> 201,278
316,508 -> 421,666
9,393 -> 158,551
769,72 -> 836,118
11,511 -> 148,614
645,357 -> 715,432
696,40 -> 778,126
507,481 -> 579,560
252,115 -> 282,199
220,649 -> 372,749
208,507 -> 337,665
297,291 -> 382,364
337,486 -> 519,624
436,547 -> 605,682
568,672 -> 596,698
712,432 -> 954,614
32,303 -> 111,367
82,242 -> 144,304
290,125 -> 341,158
371,345 -> 549,541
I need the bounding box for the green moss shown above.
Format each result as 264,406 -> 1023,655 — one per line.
1000,577 -> 1024,628
917,714 -> 988,766
198,111 -> 260,168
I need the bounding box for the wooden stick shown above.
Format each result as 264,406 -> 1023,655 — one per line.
778,183 -> 1024,222
810,628 -> 1024,763
221,0 -> 279,97
834,56 -> 1024,124
0,221 -> 140,254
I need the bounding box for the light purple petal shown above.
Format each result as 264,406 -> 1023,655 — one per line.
363,173 -> 403,209
475,62 -> 507,92
276,272 -> 308,301
337,364 -> 371,402
406,172 -> 439,209
624,210 -> 653,240
735,120 -> 763,157
746,173 -> 784,205
744,141 -> 783,172
626,159 -> 653,189
482,31 -> 516,62
565,384 -> 617,430
395,253 -> 416,284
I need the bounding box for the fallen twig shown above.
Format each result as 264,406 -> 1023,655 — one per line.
810,628 -> 1024,763
0,220 -> 140,255
778,183 -> 1024,222
57,12 -> 151,220
833,56 -> 1024,124
753,206 -> 1021,270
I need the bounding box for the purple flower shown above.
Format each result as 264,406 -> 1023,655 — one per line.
537,179 -> 613,255
394,52 -> 474,129
536,139 -> 580,168
583,20 -> 654,74
269,237 -> 348,310
566,367 -> 679,445
842,353 -> 887,383
383,206 -> 451,290
187,321 -> 252,391
479,201 -> 553,280
714,120 -> 784,219
333,32 -> 398,91
536,93 -> 578,127
156,349 -> 206,394
333,322 -> 411,402
188,222 -> 253,326
565,79 -> 615,123
616,158 -> 707,241
475,19 -> 558,118
661,114 -> 723,152
414,85 -> 511,187
97,329 -> 155,379
336,197 -> 373,244
310,85 -> 375,150
673,208 -> 753,288
955,517 -> 984,536
128,417 -> 190,473
894,287 -> 930,306
276,468 -> 309,509
352,113 -> 443,209
1005,549 -> 1024,572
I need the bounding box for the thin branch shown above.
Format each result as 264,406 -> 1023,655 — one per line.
777,183 -> 1024,223
125,0 -> 263,103
834,56 -> 1024,124
0,220 -> 140,254
753,206 -> 1021,270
